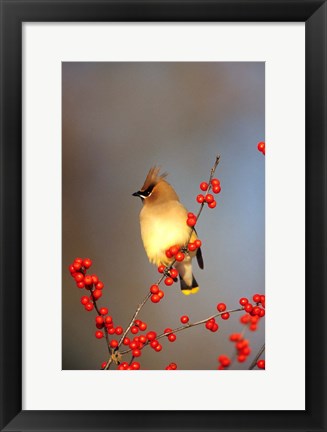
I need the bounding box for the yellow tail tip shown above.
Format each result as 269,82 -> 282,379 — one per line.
182,287 -> 199,296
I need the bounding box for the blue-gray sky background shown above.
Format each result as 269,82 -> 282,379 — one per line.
62,62 -> 265,370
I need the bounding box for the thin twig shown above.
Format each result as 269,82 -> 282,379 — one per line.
120,307 -> 243,355
248,343 -> 265,370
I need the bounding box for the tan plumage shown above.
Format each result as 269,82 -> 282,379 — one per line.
133,167 -> 203,295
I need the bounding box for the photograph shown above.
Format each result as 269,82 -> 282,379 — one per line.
62,61 -> 265,371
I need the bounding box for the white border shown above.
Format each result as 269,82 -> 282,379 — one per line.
23,23 -> 305,410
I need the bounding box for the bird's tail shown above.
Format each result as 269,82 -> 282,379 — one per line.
180,274 -> 199,295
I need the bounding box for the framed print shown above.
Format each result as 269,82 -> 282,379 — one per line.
0,0 -> 326,431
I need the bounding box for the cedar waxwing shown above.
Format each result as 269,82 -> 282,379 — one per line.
133,167 -> 204,295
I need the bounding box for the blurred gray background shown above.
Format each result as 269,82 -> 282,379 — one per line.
62,62 -> 265,370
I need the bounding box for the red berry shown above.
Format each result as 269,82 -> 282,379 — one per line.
180,315 -> 189,324
132,349 -> 141,357
69,264 -> 76,274
257,141 -> 265,153
151,294 -> 161,303
164,277 -> 174,286
259,308 -> 265,317
242,347 -> 251,356
217,303 -> 226,312
175,252 -> 185,262
200,182 -> 208,191
146,331 -> 157,341
92,289 -> 102,300
131,361 -> 140,370
139,335 -> 147,344
95,316 -> 104,325
221,312 -> 230,320
253,306 -> 261,316
257,359 -> 265,369
84,302 -> 94,312
170,362 -> 177,370
253,294 -> 261,303
83,258 -> 92,268
84,275 -> 93,285
240,314 -> 250,324
131,326 -> 139,334
139,322 -> 147,331
165,249 -> 173,258
150,340 -> 159,349
239,297 -> 248,306
115,326 -> 123,335
205,194 -> 214,204
249,324 -> 257,331
205,320 -> 214,330
238,354 -> 246,363
73,261 -> 82,271
188,242 -> 197,252
244,303 -> 253,313
80,296 -> 89,305
169,245 -> 180,256
154,344 -> 162,352
95,331 -> 104,339
108,327 -> 115,335
129,341 -> 138,350
96,281 -> 104,290
168,334 -> 176,342
158,290 -> 165,299
218,355 -> 231,367
76,281 -> 85,289
208,200 -> 217,209
91,274 -> 98,284
105,316 -> 113,325
150,284 -> 159,294
212,185 -> 221,194
187,218 -> 197,227
169,268 -> 178,278
229,333 -> 242,341
188,212 -> 196,219
211,323 -> 219,332
196,194 -> 205,203
211,178 -> 220,186
100,307 -> 108,315
110,340 -> 118,349
158,265 -> 166,274
123,337 -> 130,345
101,361 -> 107,369
74,273 -> 84,283
164,328 -> 172,334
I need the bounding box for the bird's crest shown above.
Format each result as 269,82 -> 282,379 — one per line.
141,166 -> 167,191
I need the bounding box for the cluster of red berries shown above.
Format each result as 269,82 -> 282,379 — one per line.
165,362 -> 177,370
186,212 -> 197,227
205,318 -> 219,332
238,294 -> 265,331
165,244 -> 185,262
69,257 -> 105,313
197,178 -> 221,209
149,284 -> 165,303
257,141 -> 265,155
117,361 -> 141,370
217,354 -> 231,370
230,333 -> 251,363
217,302 -> 230,320
257,359 -> 265,369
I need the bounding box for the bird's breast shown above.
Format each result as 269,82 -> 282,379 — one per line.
140,201 -> 191,266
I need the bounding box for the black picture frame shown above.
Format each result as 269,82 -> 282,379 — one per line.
0,1 -> 326,431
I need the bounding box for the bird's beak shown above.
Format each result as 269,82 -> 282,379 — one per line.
132,191 -> 141,197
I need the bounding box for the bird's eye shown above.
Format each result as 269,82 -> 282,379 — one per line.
140,184 -> 154,198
